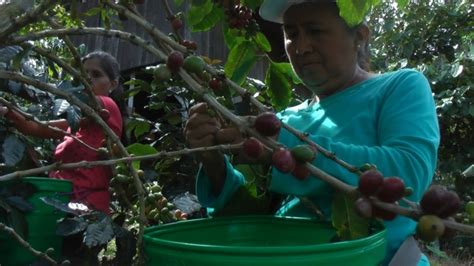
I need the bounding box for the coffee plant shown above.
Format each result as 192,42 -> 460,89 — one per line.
0,0 -> 472,264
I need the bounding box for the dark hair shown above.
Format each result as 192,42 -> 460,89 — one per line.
82,51 -> 128,143
349,23 -> 371,72
326,3 -> 371,71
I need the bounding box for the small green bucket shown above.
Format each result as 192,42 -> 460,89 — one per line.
144,215 -> 387,266
0,177 -> 72,266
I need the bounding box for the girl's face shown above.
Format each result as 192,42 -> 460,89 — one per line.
83,58 -> 117,96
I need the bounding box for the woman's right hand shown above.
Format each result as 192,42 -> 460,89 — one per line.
184,103 -> 221,151
185,103 -> 230,195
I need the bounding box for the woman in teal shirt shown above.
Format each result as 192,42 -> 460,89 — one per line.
184,1 -> 440,265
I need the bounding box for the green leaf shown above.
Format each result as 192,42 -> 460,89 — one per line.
124,79 -> 151,93
241,0 -> 264,10
82,7 -> 102,18
187,0 -> 213,26
83,217 -> 114,248
331,192 -> 370,240
53,99 -> 70,117
174,0 -> 185,6
264,62 -> 294,111
2,135 -> 25,166
56,217 -> 88,236
213,185 -> 271,216
466,105 -> 474,117
126,143 -> 157,169
254,32 -> 272,52
0,46 -> 22,65
6,207 -> 29,240
191,0 -> 207,6
114,226 -> 136,265
396,0 -> 409,9
66,106 -> 82,133
336,0 -> 381,27
5,196 -> 33,212
224,41 -> 257,85
40,196 -> 81,215
450,63 -> 463,78
8,181 -> 37,199
191,4 -> 224,32
223,27 -> 246,49
126,119 -> 150,139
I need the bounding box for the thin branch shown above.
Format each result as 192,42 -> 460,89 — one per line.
298,197 -> 325,220
371,198 -> 474,235
0,222 -> 58,265
0,71 -> 117,143
43,17 -> 101,110
282,125 -> 361,174
0,0 -> 53,40
0,97 -> 98,152
6,27 -> 167,62
104,0 -> 186,53
0,143 -> 243,182
161,0 -> 182,42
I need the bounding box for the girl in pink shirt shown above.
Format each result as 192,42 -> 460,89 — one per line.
1,51 -> 124,214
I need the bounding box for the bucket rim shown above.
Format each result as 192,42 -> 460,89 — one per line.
143,215 -> 387,255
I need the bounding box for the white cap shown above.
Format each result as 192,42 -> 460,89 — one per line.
259,0 -> 336,24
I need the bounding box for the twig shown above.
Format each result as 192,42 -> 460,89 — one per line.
161,0 -> 182,42
104,0 -> 186,53
371,198 -> 474,235
0,97 -> 98,152
44,17 -> 102,110
0,0 -> 53,40
0,222 -> 58,265
371,197 -> 420,219
298,197 -> 325,220
0,71 -> 117,144
0,143 -> 243,182
282,125 -> 361,174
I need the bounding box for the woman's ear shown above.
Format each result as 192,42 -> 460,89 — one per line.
109,79 -> 118,93
355,23 -> 370,49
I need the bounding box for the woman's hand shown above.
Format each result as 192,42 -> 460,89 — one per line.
184,103 -> 222,150
0,105 -> 8,117
185,102 -> 233,195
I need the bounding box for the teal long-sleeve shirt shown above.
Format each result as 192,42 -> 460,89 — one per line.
196,69 -> 440,264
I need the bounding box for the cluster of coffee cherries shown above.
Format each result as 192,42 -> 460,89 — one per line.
355,169 -> 408,221
215,0 -> 259,36
416,185 -> 461,242
143,182 -> 188,224
235,112 -> 468,243
241,112 -> 317,180
355,167 -> 463,242
225,3 -> 253,29
152,51 -> 224,92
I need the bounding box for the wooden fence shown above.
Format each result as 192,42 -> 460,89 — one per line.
71,0 -> 267,79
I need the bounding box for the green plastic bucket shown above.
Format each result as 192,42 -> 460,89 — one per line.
144,215 -> 387,266
0,177 -> 72,266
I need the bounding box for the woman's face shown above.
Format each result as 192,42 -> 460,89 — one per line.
283,3 -> 362,97
83,58 -> 117,96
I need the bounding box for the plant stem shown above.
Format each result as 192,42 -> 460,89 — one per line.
0,222 -> 58,265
